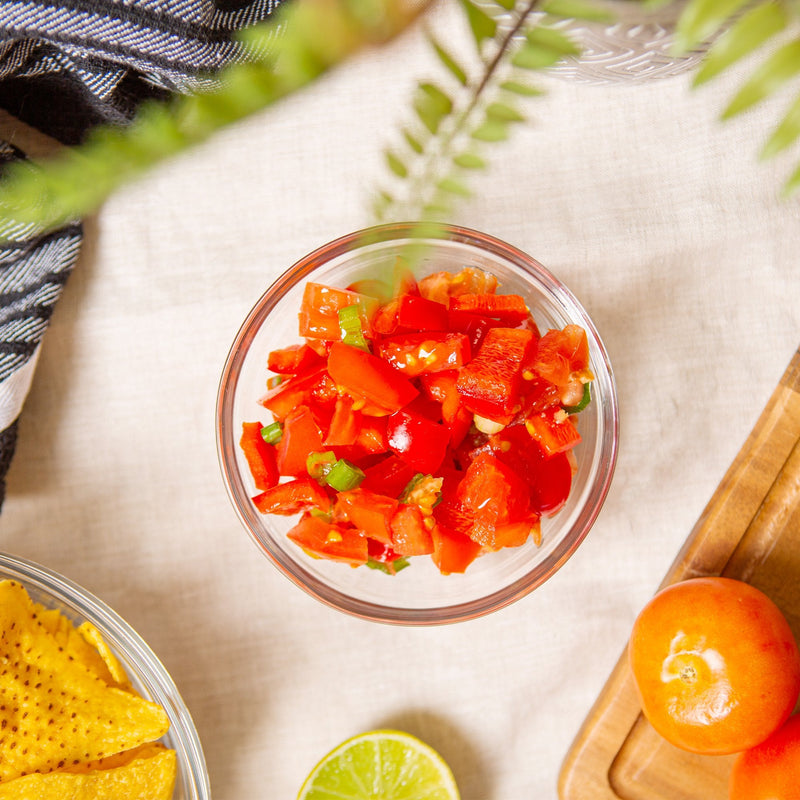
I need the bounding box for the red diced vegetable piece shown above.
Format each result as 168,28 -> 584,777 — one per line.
446,309 -> 502,351
390,504 -> 434,556
525,407 -> 582,456
324,395 -> 360,446
376,332 -> 470,377
456,327 -> 536,419
418,268 -> 498,304
252,477 -> 331,515
287,514 -> 368,565
334,488 -> 398,544
267,344 -> 324,375
395,294 -> 449,331
386,409 -> 450,475
260,367 -> 329,421
492,514 -> 542,549
456,452 -> 531,550
533,324 -> 590,387
430,524 -> 481,574
327,341 -> 418,412
276,405 -> 325,476
298,282 -> 378,340
449,292 -> 529,323
239,422 -> 279,491
360,455 -> 418,497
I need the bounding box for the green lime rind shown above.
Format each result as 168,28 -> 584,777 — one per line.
297,729 -> 460,800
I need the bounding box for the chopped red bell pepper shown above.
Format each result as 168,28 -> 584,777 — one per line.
286,514 -> 368,565
276,405 -> 325,476
386,409 -> 450,475
430,524 -> 481,574
324,395 -> 360,447
449,292 -> 530,324
252,477 -> 331,515
395,294 -> 449,331
267,343 -> 324,375
376,332 -> 470,377
360,455 -> 418,497
456,327 -> 536,419
259,366 -> 330,421
239,422 -> 279,491
533,324 -> 590,386
418,268 -> 498,304
327,341 -> 418,412
334,488 -> 398,544
298,282 -> 378,340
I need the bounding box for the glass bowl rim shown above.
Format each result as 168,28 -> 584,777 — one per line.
216,221 -> 619,625
0,551 -> 210,799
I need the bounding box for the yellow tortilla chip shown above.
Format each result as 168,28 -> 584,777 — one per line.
0,580 -> 170,783
32,603 -> 132,691
0,742 -> 177,799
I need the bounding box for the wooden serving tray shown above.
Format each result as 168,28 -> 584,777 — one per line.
558,346 -> 800,800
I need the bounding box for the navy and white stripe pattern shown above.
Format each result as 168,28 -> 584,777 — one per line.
0,0 -> 285,505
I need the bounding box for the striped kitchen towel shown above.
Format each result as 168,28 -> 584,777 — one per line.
0,0 -> 285,506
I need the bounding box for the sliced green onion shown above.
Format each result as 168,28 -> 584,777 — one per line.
306,450 -> 336,483
324,458 -> 365,491
399,473 -> 426,503
366,557 -> 411,575
309,507 -> 333,522
338,304 -> 370,351
564,383 -> 592,415
266,375 -> 284,390
260,421 -> 283,444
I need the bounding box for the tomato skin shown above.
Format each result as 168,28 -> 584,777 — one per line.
729,713 -> 800,800
628,577 -> 800,756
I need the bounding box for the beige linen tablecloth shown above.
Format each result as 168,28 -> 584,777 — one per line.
2,6 -> 799,799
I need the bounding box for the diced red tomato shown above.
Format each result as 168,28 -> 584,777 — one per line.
386,409 -> 450,475
533,324 -> 590,387
287,514 -> 368,565
376,332 -> 470,377
456,327 -> 536,419
267,343 -> 324,375
390,504 -> 434,556
418,268 -> 498,304
456,452 -> 531,549
525,407 -> 582,456
449,292 -> 530,324
276,405 -> 325,476
252,477 -> 331,515
430,524 -> 481,574
327,341 -> 418,412
334,488 -> 398,544
298,282 -> 378,340
239,422 -> 279,491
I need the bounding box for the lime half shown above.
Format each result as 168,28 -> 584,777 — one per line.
297,729 -> 460,800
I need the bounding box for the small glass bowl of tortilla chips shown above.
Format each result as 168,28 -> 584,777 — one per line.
0,552 -> 209,800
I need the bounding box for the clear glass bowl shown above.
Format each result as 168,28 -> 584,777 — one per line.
216,223 -> 619,625
0,552 -> 210,800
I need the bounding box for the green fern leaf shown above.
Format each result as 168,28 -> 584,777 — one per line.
428,34 -> 469,85
722,38 -> 800,119
761,91 -> 800,159
486,101 -> 526,122
386,150 -> 410,177
513,26 -> 579,70
781,159 -> 800,196
673,0 -> 752,54
541,0 -> 614,23
491,0 -> 517,11
457,0 -> 498,47
437,176 -> 472,196
453,152 -> 487,169
403,128 -> 425,154
692,1 -> 787,87
471,118 -> 510,142
499,79 -> 544,96
413,81 -> 454,134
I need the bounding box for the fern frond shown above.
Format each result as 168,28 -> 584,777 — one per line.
373,0 -> 589,223
0,0 -> 427,240
679,0 -> 800,195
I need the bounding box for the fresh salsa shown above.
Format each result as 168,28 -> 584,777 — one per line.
240,266 -> 594,575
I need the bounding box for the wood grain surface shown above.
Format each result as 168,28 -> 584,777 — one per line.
558,346 -> 800,800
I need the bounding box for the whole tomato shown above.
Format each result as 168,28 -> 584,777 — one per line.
729,713 -> 800,800
628,576 -> 800,755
